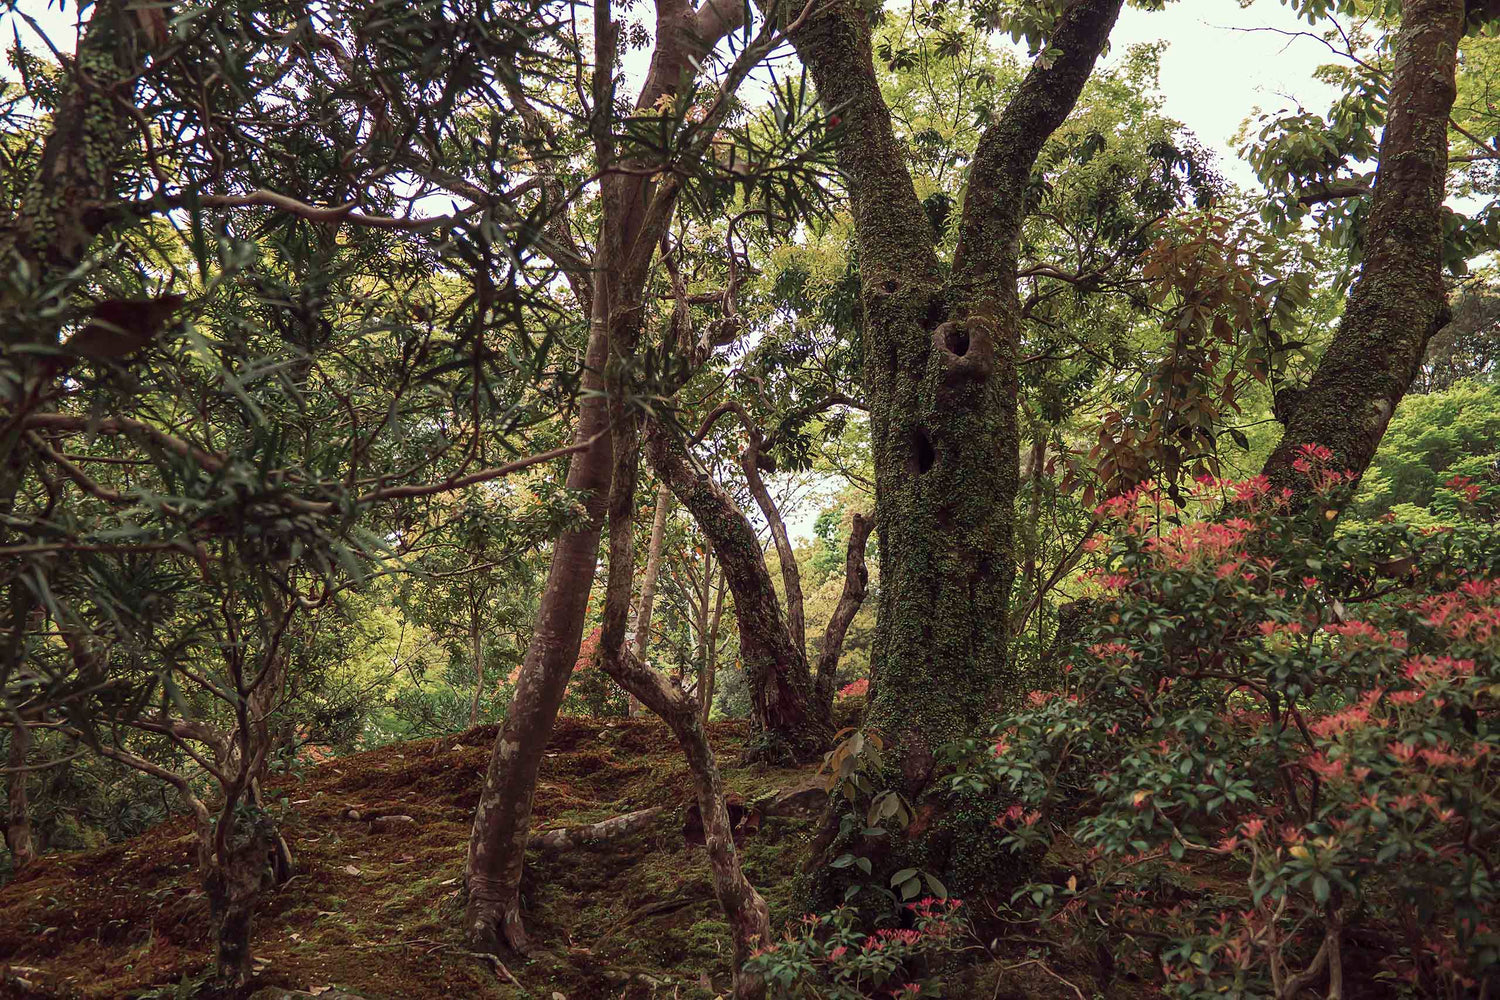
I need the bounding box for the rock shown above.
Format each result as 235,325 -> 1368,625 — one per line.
369,814 -> 415,833
766,781 -> 829,817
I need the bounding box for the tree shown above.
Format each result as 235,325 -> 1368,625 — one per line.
777,0 -> 1127,795
1261,0 -> 1481,503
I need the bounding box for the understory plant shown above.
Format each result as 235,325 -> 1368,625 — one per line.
954,446 -> 1500,998
744,897 -> 967,999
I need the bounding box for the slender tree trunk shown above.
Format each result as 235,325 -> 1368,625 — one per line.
464,303 -> 612,954
469,615 -> 485,728
701,567 -> 726,725
813,512 -> 873,708
784,0 -> 1123,791
648,421 -> 831,759
4,716 -> 34,870
1264,0 -> 1469,503
741,449 -> 805,653
600,396 -> 768,997
629,483 -> 673,716
462,0 -> 748,953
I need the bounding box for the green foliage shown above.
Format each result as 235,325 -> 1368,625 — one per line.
1355,379 -> 1500,522
744,899 -> 967,1000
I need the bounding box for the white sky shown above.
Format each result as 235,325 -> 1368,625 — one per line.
3,0 -> 1355,540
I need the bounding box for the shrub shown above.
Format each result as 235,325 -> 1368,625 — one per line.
744,898 -> 967,999
953,447 -> 1500,998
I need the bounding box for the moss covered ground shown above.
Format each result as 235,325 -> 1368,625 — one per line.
0,718 -> 813,1000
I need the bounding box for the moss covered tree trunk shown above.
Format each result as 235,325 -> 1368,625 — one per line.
648,423 -> 832,760
783,0 -> 1124,790
1264,0 -> 1469,502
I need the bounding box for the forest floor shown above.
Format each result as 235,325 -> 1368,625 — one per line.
0,717 -> 1162,1000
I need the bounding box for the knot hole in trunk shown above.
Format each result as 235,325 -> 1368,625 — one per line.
932,319 -> 994,386
906,426 -> 936,475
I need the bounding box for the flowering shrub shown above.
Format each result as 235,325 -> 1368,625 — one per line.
744,898 -> 967,999
838,678 -> 871,701
956,447 -> 1500,998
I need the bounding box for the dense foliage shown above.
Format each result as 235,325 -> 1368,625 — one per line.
959,453 -> 1500,997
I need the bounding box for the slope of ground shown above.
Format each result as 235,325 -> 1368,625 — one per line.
0,718 -> 814,1000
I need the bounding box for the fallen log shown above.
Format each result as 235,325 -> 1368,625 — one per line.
530,806 -> 664,853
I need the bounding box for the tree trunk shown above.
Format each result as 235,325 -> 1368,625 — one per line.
741,447 -> 805,653
464,301 -> 612,954
813,512 -> 873,708
4,716 -> 34,870
469,615 -> 485,728
701,568 -> 727,725
1264,0 -> 1468,503
648,421 -> 831,760
599,401 -> 769,997
629,482 -> 673,716
783,0 -> 1124,791
203,811 -> 277,987
463,0 -> 750,951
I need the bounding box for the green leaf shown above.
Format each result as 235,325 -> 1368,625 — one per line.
890,868 -> 919,887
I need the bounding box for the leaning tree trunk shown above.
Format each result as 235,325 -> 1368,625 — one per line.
813,512 -> 873,709
783,0 -> 1124,791
1264,0 -> 1469,504
648,421 -> 832,760
464,302 -> 612,954
463,0 -> 751,951
700,567 -> 727,725
601,385 -> 769,996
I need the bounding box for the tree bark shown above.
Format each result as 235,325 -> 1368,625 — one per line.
782,0 -> 1124,791
740,445 -> 805,654
530,807 -> 665,852
648,422 -> 832,760
4,716 -> 34,870
629,482 -> 673,716
1263,0 -> 1468,504
813,512 -> 873,708
464,296 -> 613,955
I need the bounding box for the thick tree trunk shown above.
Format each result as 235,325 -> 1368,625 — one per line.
813,512 -> 873,708
784,0 -> 1123,791
4,717 -> 34,870
648,422 -> 831,760
1264,0 -> 1468,502
203,812 -> 276,987
628,482 -> 673,716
